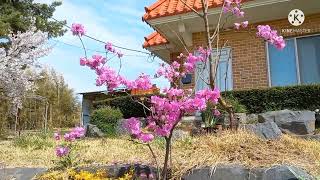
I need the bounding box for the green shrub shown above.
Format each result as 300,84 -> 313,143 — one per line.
201,102 -> 218,127
94,95 -> 153,118
218,96 -> 247,113
90,106 -> 123,136
222,84 -> 320,113
13,132 -> 54,150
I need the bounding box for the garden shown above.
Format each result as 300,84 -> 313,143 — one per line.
1,0 -> 320,179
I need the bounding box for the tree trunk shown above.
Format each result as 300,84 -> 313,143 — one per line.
162,136 -> 172,180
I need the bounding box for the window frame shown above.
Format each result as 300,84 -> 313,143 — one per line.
266,33 -> 320,87
194,46 -> 233,92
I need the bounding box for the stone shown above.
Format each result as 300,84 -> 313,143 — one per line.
220,113 -> 248,126
246,114 -> 259,124
76,164 -> 157,179
182,164 -> 249,180
296,134 -> 320,141
236,113 -> 247,124
115,119 -> 128,136
172,129 -> 190,141
258,109 -> 316,135
0,167 -> 47,180
85,124 -> 104,137
260,165 -> 315,180
182,164 -> 315,180
241,121 -> 282,140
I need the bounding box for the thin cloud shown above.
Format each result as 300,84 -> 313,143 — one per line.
36,0 -> 169,92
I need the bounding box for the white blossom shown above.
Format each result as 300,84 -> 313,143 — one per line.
0,28 -> 50,115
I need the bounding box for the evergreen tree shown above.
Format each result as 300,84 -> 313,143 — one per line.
0,0 -> 66,37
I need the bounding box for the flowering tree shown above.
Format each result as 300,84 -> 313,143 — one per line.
0,28 -> 50,116
74,0 -> 285,178
179,0 -> 285,129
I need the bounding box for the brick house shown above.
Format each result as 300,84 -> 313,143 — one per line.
142,0 -> 320,91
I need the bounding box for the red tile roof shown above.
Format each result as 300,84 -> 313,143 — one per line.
143,32 -> 169,48
143,0 -> 224,21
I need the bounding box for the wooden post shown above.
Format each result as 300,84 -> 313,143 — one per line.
44,102 -> 48,133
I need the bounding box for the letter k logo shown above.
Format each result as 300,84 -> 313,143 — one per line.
288,9 -> 305,26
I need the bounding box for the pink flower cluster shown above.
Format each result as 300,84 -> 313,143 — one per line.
156,61 -> 181,82
222,0 -> 248,29
183,47 -> 210,73
124,117 -> 155,143
124,88 -> 221,141
71,23 -> 85,36
80,54 -> 152,91
54,127 -> 85,157
125,73 -> 153,90
80,55 -> 106,69
105,42 -> 123,58
234,21 -> 248,29
223,0 -> 244,17
55,146 -> 70,157
256,25 -> 286,50
95,66 -> 122,89
195,88 -> 221,104
64,127 -> 86,141
156,47 -> 211,82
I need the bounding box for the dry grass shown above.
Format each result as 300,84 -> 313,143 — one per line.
0,131 -> 319,178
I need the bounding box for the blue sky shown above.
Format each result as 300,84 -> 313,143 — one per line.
37,0 -> 169,93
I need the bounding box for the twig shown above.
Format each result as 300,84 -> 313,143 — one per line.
179,0 -> 204,18
165,24 -> 190,54
210,1 -> 226,42
124,91 -> 151,112
147,144 -> 161,179
78,36 -> 87,59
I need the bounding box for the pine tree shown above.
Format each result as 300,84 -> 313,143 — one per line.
0,0 -> 66,38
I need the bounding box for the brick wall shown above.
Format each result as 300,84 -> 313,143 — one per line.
171,13 -> 320,90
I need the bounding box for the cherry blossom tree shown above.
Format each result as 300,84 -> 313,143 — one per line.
0,28 -> 50,117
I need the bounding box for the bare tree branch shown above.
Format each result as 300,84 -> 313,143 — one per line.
179,0 -> 204,18
165,24 -> 190,54
210,1 -> 226,42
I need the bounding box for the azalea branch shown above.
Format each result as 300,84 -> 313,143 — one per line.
210,1 -> 226,42
178,0 -> 204,18
124,91 -> 151,112
78,36 -> 87,59
165,24 -> 190,54
147,144 -> 161,179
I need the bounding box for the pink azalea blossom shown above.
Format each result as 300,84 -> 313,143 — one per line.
196,88 -> 221,104
225,0 -> 232,7
164,88 -> 184,99
80,57 -> 87,66
234,23 -> 241,30
138,133 -> 154,143
214,109 -> 221,116
54,132 -> 60,141
116,51 -> 124,58
257,25 -> 286,50
64,133 -> 75,141
239,11 -> 245,17
70,127 -> 85,138
242,21 -> 249,28
71,23 -> 85,36
55,146 -> 69,157
105,42 -> 115,53
124,117 -> 142,136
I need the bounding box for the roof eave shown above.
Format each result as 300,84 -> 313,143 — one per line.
144,0 -> 290,26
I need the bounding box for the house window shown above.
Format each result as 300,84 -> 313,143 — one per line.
195,47 -> 233,92
268,35 -> 320,86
